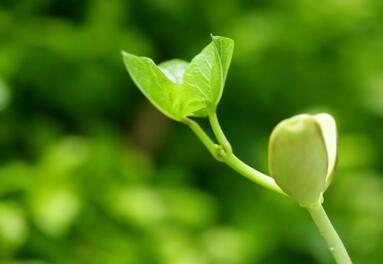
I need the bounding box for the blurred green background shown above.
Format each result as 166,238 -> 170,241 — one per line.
1,0 -> 383,263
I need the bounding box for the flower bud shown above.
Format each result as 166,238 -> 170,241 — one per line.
268,114 -> 337,206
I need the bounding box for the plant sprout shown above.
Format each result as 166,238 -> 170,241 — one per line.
122,35 -> 352,264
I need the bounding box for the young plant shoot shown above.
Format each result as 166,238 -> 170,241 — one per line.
122,35 -> 352,264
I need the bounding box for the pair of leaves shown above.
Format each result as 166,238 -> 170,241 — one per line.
122,35 -> 234,121
268,113 -> 337,206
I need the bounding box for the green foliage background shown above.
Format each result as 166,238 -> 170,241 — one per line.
1,0 -> 383,263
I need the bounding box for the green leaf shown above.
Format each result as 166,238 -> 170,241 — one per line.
183,42 -> 221,109
183,35 -> 234,111
314,113 -> 337,189
159,59 -> 211,117
122,35 -> 234,120
159,59 -> 188,85
122,52 -> 206,121
211,35 -> 234,83
269,115 -> 328,206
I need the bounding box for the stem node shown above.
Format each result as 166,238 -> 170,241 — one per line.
212,144 -> 226,162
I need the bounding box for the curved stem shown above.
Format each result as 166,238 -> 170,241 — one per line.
306,203 -> 352,264
183,117 -> 219,158
222,153 -> 286,195
184,117 -> 285,195
209,112 -> 232,153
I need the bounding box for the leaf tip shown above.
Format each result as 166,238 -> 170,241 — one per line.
121,50 -> 136,60
210,34 -> 234,44
121,50 -> 128,57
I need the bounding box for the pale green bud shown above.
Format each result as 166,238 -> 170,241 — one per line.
268,113 -> 337,206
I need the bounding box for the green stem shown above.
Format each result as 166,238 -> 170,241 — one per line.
183,117 -> 219,159
184,117 -> 285,195
209,112 -> 232,153
223,152 -> 286,195
306,203 -> 352,264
